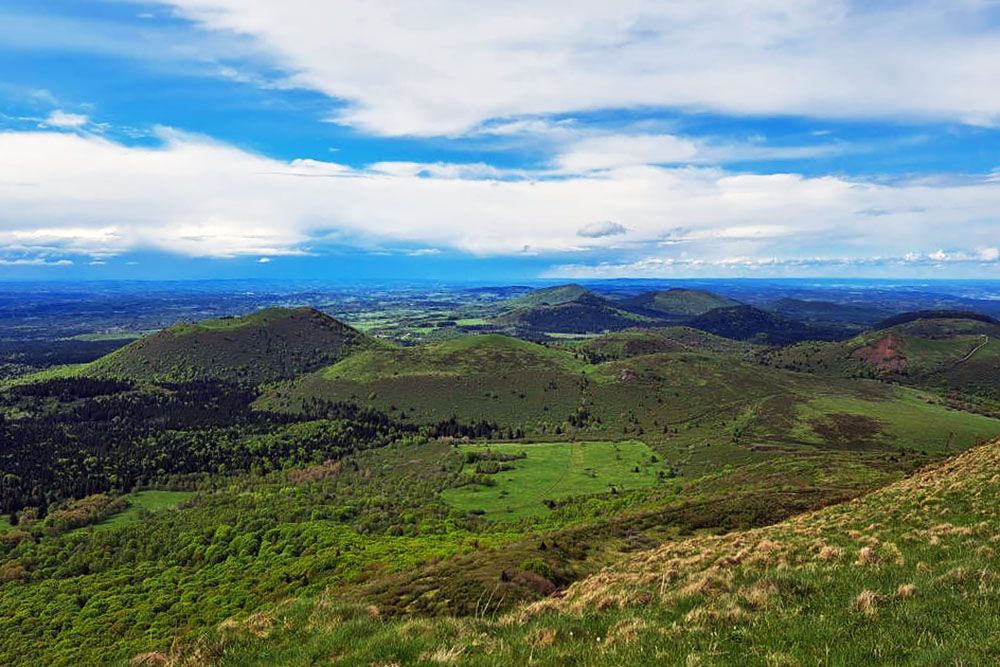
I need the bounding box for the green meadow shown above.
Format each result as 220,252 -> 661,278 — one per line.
792,388 -> 1000,454
441,440 -> 670,519
93,490 -> 194,530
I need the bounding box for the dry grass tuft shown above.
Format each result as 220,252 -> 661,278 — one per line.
685,605 -> 747,625
131,653 -> 169,666
605,617 -> 648,647
680,570 -> 731,598
421,646 -> 465,664
244,611 -> 275,638
852,589 -> 883,616
856,546 -> 879,566
896,583 -> 917,598
739,580 -> 779,609
817,545 -> 843,561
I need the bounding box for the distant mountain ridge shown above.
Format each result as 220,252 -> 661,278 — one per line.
875,309 -> 999,329
767,298 -> 893,328
686,304 -> 849,344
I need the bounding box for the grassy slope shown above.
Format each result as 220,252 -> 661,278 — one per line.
260,335 -> 591,427
441,441 -> 669,520
178,437 -> 1000,667
90,490 -> 193,531
577,327 -> 758,361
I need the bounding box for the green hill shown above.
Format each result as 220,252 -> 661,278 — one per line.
759,316 -> 1000,411
687,304 -> 846,345
507,283 -> 595,308
621,288 -> 737,319
87,307 -> 377,384
497,293 -> 654,334
261,334 -> 591,426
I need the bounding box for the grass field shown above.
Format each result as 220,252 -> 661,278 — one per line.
441,440 -> 670,519
0,515 -> 10,533
88,490 -> 193,531
791,388 -> 1000,454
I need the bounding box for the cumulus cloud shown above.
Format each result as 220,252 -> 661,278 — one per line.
979,247 -> 1000,262
158,1 -> 1000,136
2,130 -> 1000,271
577,221 -> 628,238
44,110 -> 89,128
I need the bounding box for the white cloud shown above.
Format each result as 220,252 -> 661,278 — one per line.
257,256 -> 271,263
553,133 -> 848,171
2,130 -> 1000,273
158,1 -> 1000,136
547,250 -> 1000,279
0,257 -> 73,266
44,110 -> 89,128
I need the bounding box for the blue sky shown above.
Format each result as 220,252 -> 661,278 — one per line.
1,1 -> 1000,281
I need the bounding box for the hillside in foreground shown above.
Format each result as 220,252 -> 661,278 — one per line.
86,307 -> 376,384
159,436 -> 1000,666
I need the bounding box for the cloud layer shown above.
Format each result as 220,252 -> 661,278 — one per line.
160,0 -> 1000,136
1,130 -> 998,273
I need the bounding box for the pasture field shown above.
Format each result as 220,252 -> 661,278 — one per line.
95,490 -> 194,530
441,440 -> 670,519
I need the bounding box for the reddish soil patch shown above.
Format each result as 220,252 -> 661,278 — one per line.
852,334 -> 908,372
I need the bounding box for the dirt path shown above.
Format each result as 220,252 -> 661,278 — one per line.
955,335 -> 989,366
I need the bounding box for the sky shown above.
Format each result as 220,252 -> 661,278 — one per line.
1,1 -> 1000,282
